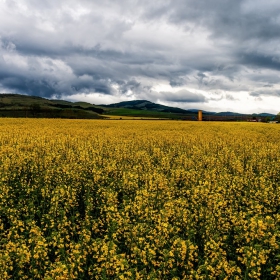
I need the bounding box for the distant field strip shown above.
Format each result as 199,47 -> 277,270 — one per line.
0,119 -> 279,279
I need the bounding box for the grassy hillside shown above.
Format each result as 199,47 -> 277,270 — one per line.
102,100 -> 194,114
104,108 -> 197,119
0,94 -> 105,119
0,94 -> 276,120
0,94 -> 198,120
101,100 -> 200,119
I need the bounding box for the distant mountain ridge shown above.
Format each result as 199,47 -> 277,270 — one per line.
101,99 -> 276,117
102,100 -> 194,114
0,93 -> 277,119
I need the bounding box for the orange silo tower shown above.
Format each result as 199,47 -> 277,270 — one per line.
198,110 -> 202,121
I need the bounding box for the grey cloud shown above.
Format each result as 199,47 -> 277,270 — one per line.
0,76 -> 59,97
208,94 -> 224,101
118,79 -> 141,95
169,76 -> 189,87
250,90 -> 280,97
160,89 -> 206,103
225,94 -> 238,101
263,84 -> 273,88
143,0 -> 280,72
239,53 -> 280,71
156,0 -> 280,41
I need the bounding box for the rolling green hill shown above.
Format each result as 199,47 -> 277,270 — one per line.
0,94 -> 198,120
102,100 -> 193,114
0,94 -> 105,119
101,100 -> 199,119
0,93 -> 276,120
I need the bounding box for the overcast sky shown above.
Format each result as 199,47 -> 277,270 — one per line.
1,0 -> 280,113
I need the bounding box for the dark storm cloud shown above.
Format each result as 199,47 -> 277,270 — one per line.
152,0 -> 280,41
118,79 -> 141,95
1,77 -> 57,97
169,76 -> 189,87
0,0 -> 280,112
144,0 -> 280,79
239,53 -> 280,71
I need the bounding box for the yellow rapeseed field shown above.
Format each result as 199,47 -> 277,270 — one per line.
0,119 -> 279,279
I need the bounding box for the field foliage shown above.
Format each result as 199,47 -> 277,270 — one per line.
0,119 -> 279,279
